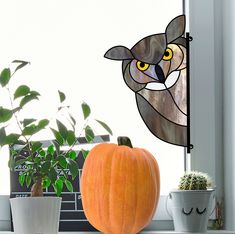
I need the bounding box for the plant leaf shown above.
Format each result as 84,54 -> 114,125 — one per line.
20,94 -> 39,108
47,145 -> 55,155
58,90 -> 66,103
81,149 -> 89,159
65,179 -> 73,192
55,178 -> 63,196
21,118 -> 37,127
95,119 -> 113,135
8,157 -> 16,170
0,107 -> 13,123
14,85 -> 30,99
0,68 -> 11,87
42,177 -> 51,189
12,60 -> 30,73
67,158 -> 78,180
15,158 -> 27,166
46,153 -> 53,161
32,141 -> 43,152
39,149 -> 46,157
69,113 -> 76,126
0,127 -> 6,146
18,173 -> 25,186
22,124 -> 38,135
12,107 -> 21,114
48,168 -> 57,183
56,119 -> 68,140
68,151 -> 77,160
50,128 -> 64,145
41,161 -> 51,174
26,175 -> 31,188
52,140 -> 60,155
30,90 -> 40,96
67,130 -> 76,146
4,134 -> 20,145
85,125 -> 95,143
57,155 -> 67,169
81,102 -> 91,120
38,119 -> 49,129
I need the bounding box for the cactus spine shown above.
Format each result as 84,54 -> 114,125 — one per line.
178,171 -> 211,190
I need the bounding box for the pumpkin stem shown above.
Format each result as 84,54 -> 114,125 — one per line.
117,136 -> 133,148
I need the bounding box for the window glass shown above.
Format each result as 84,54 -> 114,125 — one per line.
0,0 -> 183,195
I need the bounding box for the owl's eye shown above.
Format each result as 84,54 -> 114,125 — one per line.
136,61 -> 150,71
163,48 -> 173,61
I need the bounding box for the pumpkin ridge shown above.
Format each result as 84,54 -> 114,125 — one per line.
120,147 -> 126,234
130,148 -> 141,234
103,144 -> 116,233
109,144 -> 119,233
145,149 -> 160,222
96,151 -> 103,229
144,150 -> 158,221
89,148 -> 101,229
121,146 -> 136,234
137,148 -> 151,232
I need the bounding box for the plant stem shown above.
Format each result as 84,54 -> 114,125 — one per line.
31,176 -> 43,197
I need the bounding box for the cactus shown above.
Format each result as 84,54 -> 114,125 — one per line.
178,171 -> 212,190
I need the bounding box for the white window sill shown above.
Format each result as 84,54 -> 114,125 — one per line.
0,231 -> 233,234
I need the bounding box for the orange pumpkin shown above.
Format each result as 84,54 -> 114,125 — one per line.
81,137 -> 160,234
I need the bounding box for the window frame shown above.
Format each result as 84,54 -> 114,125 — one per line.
0,0 -> 225,231
146,0 -> 223,230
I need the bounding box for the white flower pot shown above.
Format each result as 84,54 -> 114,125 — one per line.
169,189 -> 214,233
0,195 -> 11,231
10,197 -> 61,234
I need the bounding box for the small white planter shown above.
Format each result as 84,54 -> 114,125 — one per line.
169,189 -> 214,233
0,195 -> 11,231
10,196 -> 61,234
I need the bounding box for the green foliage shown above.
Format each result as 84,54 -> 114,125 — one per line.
58,90 -> 66,103
85,125 -> 95,142
82,102 -> 91,120
0,68 -> 11,87
178,171 -> 213,190
1,60 -> 112,197
14,85 -> 30,99
0,107 -> 13,123
96,119 -> 113,135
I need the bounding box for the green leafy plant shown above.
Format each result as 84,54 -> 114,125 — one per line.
0,60 -> 112,197
178,171 -> 213,190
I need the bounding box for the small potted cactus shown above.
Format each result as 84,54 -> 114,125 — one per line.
169,171 -> 215,233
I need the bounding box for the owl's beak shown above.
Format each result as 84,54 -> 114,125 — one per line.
155,64 -> 165,83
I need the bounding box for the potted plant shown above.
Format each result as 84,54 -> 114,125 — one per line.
169,171 -> 215,233
0,60 -> 112,234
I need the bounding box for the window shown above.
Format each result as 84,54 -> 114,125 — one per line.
0,0 -> 185,197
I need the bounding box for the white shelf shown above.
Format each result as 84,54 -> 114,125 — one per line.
0,231 -> 234,234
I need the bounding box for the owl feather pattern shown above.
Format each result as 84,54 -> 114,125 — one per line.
105,15 -> 187,146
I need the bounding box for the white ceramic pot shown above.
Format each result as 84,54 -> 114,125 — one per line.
10,197 -> 61,234
0,195 -> 11,231
169,189 -> 214,233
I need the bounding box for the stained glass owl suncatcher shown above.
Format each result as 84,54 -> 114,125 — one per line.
105,15 -> 187,147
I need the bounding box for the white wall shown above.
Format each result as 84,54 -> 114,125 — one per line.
190,0 -> 235,230
223,0 -> 235,230
189,0 -> 223,197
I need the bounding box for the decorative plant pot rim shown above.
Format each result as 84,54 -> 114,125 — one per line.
170,188 -> 215,193
10,197 -> 62,200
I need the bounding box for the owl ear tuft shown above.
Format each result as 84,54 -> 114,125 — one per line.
104,46 -> 133,61
165,15 -> 186,43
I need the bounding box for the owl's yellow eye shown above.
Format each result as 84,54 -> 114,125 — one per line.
163,48 -> 173,61
136,61 -> 150,71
